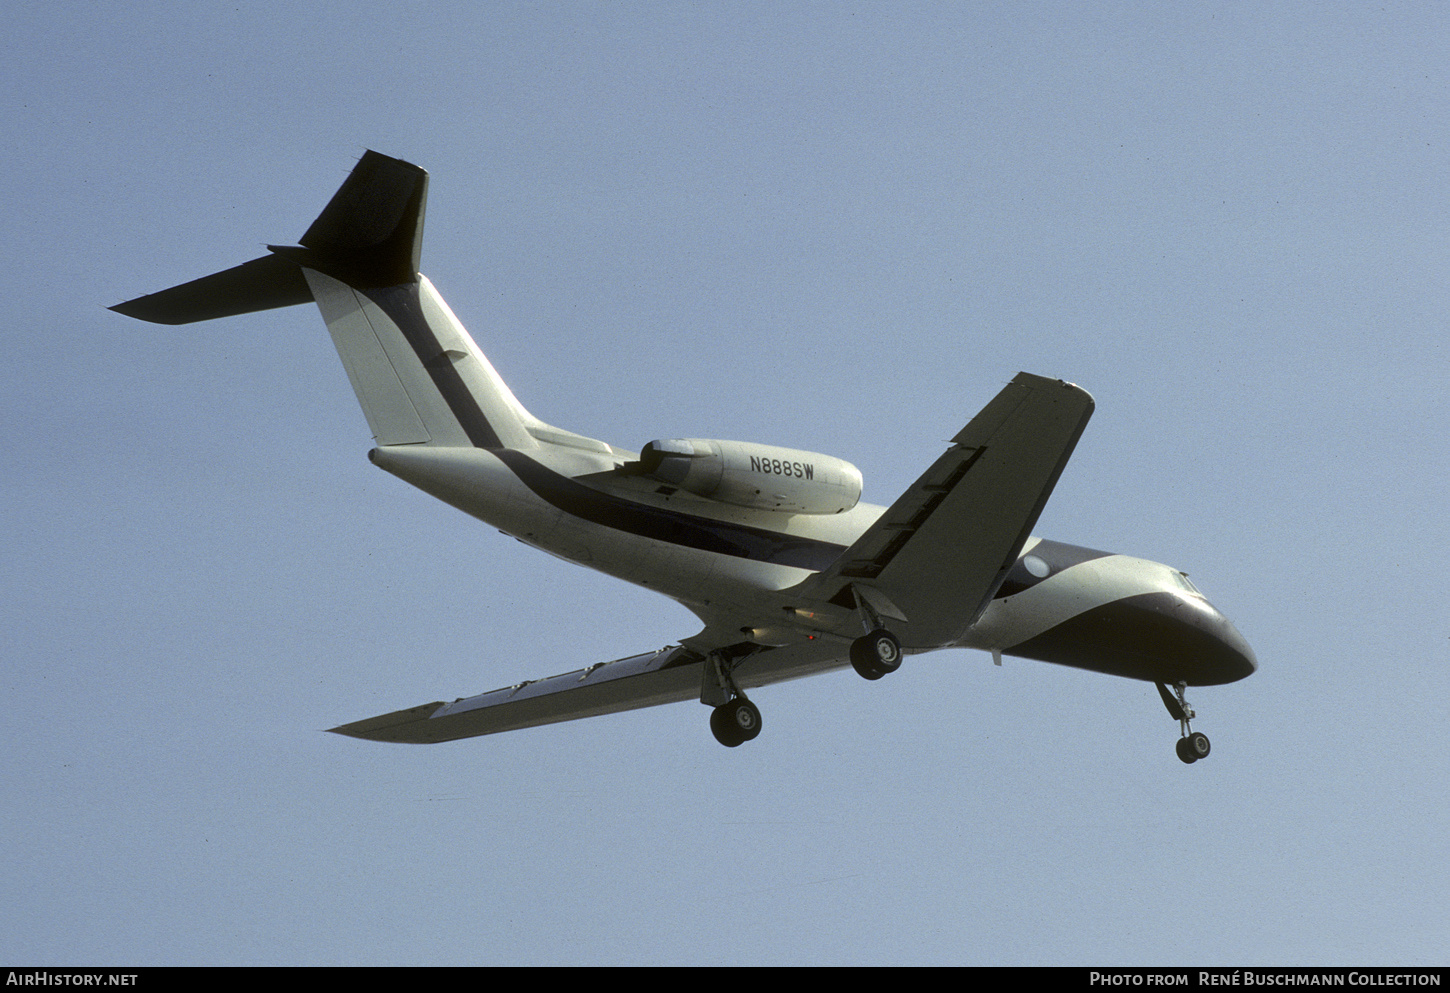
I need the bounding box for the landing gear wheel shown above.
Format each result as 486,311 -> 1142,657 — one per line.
850,629 -> 902,680
1160,681 -> 1212,765
1185,731 -> 1210,760
1176,732 -> 1211,764
710,698 -> 762,747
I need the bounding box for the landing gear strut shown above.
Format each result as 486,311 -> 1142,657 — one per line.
848,586 -> 903,681
1157,681 -> 1211,764
702,647 -> 764,747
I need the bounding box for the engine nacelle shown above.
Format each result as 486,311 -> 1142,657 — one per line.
637,438 -> 862,515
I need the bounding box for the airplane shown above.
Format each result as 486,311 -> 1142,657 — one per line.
111,150 -> 1256,763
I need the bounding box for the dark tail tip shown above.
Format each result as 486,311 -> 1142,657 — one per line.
292,150 -> 429,287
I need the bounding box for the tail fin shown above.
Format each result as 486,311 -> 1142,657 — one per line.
109,150 -> 425,324
111,151 -> 537,451
270,149 -> 427,288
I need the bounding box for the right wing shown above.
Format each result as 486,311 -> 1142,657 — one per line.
785,372 -> 1094,648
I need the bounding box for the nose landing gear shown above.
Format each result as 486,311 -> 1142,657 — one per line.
1157,681 -> 1212,764
1176,730 -> 1211,763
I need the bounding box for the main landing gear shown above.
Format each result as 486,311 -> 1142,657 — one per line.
702,647 -> 764,747
850,629 -> 902,680
701,586 -> 906,746
848,586 -> 904,682
1157,681 -> 1211,764
704,628 -> 903,746
710,697 -> 762,748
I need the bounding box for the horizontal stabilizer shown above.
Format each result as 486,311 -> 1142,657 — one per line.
108,253 -> 312,325
110,151 -> 428,324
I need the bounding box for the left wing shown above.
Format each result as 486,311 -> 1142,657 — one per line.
329,637 -> 847,743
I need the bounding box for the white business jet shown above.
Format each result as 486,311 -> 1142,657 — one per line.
112,151 -> 1255,762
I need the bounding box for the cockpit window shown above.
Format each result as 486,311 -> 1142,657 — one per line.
1171,571 -> 1202,596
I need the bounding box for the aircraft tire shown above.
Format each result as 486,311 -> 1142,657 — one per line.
1185,731 -> 1211,761
1175,737 -> 1198,764
710,706 -> 743,747
710,699 -> 761,747
850,630 -> 902,680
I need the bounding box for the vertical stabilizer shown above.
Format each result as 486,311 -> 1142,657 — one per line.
304,269 -> 536,450
271,150 -> 428,288
111,151 -> 538,452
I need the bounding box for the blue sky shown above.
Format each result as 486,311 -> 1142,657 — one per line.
4,2 -> 1447,965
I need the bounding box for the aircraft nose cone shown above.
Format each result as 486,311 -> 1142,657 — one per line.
1211,611 -> 1256,680
1159,593 -> 1257,685
1000,589 -> 1258,685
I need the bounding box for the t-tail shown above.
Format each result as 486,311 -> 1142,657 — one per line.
110,151 -> 538,452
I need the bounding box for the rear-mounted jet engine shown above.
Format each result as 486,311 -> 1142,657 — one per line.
633,438 -> 863,515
